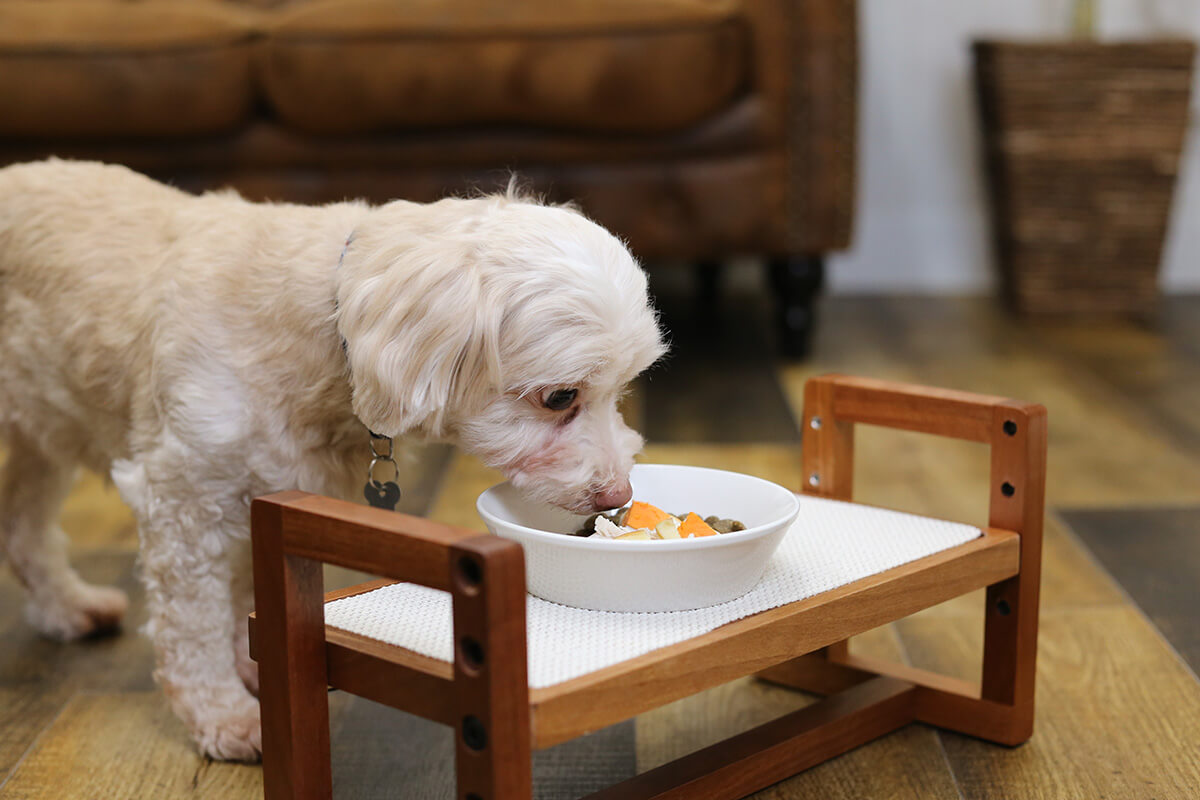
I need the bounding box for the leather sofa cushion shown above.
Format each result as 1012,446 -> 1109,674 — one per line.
0,1 -> 257,138
260,0 -> 749,135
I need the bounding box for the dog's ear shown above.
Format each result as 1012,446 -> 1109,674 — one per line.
335,227 -> 502,438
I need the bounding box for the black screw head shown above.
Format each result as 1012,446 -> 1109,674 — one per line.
996,599 -> 1012,616
457,556 -> 483,589
462,716 -> 487,751
459,636 -> 485,670
1001,482 -> 1016,497
1003,420 -> 1018,436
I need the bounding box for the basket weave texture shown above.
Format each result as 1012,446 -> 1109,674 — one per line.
974,40 -> 1195,314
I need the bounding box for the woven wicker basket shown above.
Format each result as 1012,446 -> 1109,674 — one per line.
974,40 -> 1195,315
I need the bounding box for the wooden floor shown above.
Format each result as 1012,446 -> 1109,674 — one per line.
1,285 -> 1198,799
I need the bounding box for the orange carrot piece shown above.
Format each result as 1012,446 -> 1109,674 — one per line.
679,512 -> 719,538
623,501 -> 671,529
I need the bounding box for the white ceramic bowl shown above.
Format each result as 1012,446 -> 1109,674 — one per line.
476,464 -> 800,612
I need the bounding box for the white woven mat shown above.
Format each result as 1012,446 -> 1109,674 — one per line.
324,495 -> 980,689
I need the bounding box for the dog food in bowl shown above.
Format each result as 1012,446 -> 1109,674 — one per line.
576,501 -> 746,540
476,464 -> 800,612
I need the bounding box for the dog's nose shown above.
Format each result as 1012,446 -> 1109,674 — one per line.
592,482 -> 633,511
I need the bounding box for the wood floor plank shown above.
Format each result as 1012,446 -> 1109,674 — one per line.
328,695 -> 636,800
1032,318 -> 1200,460
641,260 -> 799,444
0,552 -> 156,789
1062,507 -> 1200,672
896,608 -> 1200,800
0,692 -> 262,799
619,382 -> 647,445
639,330 -> 799,445
1160,296 -> 1200,360
387,442 -> 456,519
0,688 -> 71,788
635,677 -> 814,774
425,453 -> 505,530
329,697 -> 455,799
643,361 -> 799,443
0,551 -> 153,691
58,471 -> 137,551
0,448 -> 136,553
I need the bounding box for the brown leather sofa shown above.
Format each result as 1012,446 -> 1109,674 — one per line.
0,0 -> 856,355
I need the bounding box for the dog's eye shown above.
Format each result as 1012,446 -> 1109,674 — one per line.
544,388 -> 578,411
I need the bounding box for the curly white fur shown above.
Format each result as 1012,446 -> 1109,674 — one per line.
0,159 -> 665,760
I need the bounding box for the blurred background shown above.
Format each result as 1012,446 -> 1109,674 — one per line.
1,1 -> 1198,798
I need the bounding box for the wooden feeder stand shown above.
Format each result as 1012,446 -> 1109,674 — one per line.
249,373 -> 1047,799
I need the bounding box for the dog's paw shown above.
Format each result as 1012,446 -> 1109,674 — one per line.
192,699 -> 262,762
25,583 -> 129,641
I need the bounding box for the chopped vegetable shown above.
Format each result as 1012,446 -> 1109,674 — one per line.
623,501 -> 672,529
655,516 -> 682,539
579,500 -> 745,541
592,516 -> 626,539
679,512 -> 719,538
615,529 -> 653,541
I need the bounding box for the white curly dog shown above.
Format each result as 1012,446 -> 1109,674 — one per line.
0,159 -> 665,760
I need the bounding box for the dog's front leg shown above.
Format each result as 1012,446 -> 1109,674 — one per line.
143,513 -> 262,761
114,459 -> 262,762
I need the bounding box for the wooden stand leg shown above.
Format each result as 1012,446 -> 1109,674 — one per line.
451,536 -> 533,800
801,379 -> 855,674
762,379 -> 1047,748
916,404 -> 1046,744
981,404 -> 1045,740
252,498 -> 333,800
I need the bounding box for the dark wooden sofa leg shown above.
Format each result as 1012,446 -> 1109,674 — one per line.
696,259 -> 722,318
768,255 -> 824,359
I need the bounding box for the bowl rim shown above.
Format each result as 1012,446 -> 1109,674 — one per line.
476,463 -> 801,551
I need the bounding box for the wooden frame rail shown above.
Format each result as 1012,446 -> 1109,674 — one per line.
759,373 -> 1048,745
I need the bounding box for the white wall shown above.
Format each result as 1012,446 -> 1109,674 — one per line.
829,0 -> 1200,293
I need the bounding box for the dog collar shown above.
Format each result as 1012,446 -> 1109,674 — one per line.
338,231 -> 356,270
335,229 -> 402,511
335,231 -> 355,358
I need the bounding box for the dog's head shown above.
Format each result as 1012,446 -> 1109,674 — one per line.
337,192 -> 666,512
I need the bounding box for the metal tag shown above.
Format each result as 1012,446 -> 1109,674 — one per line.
364,479 -> 401,511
